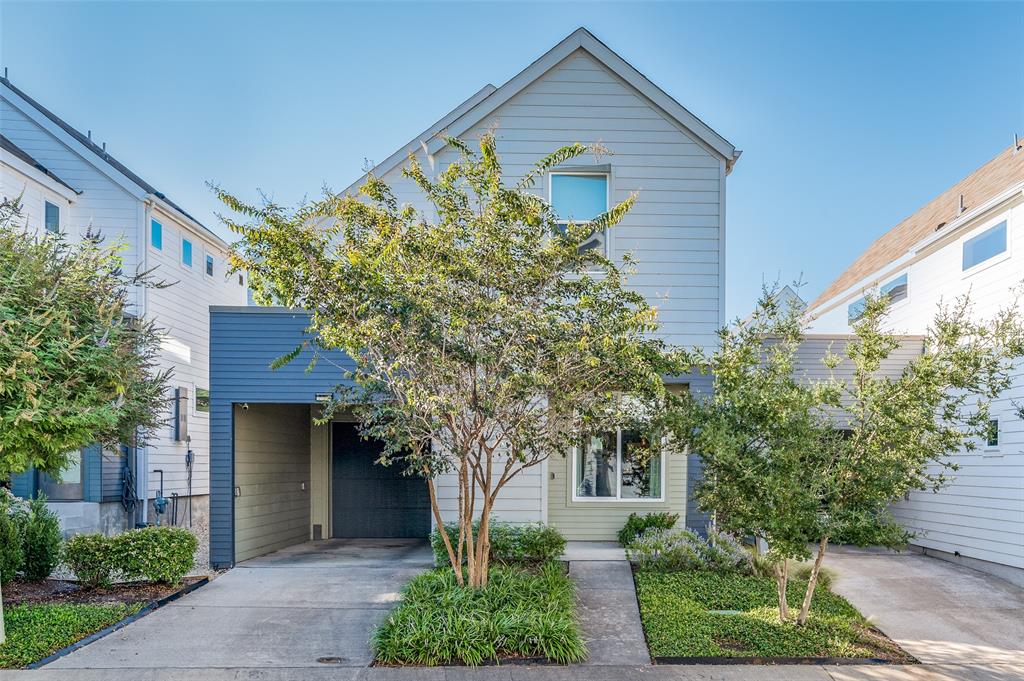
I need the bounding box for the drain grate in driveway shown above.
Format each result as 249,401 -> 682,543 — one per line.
317,656 -> 347,664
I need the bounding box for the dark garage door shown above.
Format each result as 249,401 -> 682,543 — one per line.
331,422 -> 431,538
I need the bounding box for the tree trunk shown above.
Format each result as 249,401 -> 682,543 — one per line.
427,477 -> 462,585
775,560 -> 790,621
473,496 -> 493,588
796,537 -> 829,626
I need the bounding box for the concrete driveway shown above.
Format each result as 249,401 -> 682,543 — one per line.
825,546 -> 1024,671
46,539 -> 434,670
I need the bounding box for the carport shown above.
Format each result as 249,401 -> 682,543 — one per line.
209,306 -> 431,568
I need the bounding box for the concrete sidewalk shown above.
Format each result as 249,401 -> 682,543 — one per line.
2,662 -> 1021,680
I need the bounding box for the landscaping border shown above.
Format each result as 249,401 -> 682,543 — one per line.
654,656 -> 898,665
23,577 -> 210,669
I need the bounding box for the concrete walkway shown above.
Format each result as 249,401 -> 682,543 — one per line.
569,558 -> 651,666
41,539 -> 435,670
825,546 -> 1024,670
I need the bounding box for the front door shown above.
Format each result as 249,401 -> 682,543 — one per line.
330,422 -> 431,538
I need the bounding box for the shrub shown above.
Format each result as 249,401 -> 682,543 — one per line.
431,521 -> 566,566
627,527 -> 752,574
20,495 -> 63,581
0,505 -> 24,584
792,562 -> 836,592
64,533 -> 117,588
617,511 -> 679,546
115,526 -> 196,584
372,562 -> 586,665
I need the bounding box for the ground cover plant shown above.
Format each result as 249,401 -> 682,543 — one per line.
0,602 -> 143,668
635,570 -> 911,661
372,562 -> 586,666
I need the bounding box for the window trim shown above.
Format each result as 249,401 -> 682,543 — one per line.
848,271 -> 910,323
983,418 -> 1000,453
961,219 -> 1010,278
181,236 -> 193,269
570,429 -> 667,503
150,219 -> 163,250
548,170 -> 612,259
204,251 -> 215,278
44,200 -> 60,233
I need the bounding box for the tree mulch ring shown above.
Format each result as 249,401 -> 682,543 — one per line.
5,576 -> 208,607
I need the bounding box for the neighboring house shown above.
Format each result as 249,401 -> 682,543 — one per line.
1,76 -> 249,538
807,140 -> 1024,586
207,27 -> 739,566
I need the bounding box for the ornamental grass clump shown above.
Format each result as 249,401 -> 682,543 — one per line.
372,562 -> 586,666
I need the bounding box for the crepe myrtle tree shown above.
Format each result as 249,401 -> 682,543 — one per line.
668,285 -> 1024,625
0,198 -> 171,642
217,133 -> 675,588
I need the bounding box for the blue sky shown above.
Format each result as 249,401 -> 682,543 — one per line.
2,1 -> 1021,319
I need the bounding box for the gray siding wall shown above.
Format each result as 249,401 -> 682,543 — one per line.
234,403 -> 311,562
209,307 -> 355,568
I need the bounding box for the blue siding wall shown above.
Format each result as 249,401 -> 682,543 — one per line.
209,307 -> 356,568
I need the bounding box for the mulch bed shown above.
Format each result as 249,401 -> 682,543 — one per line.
5,576 -> 207,607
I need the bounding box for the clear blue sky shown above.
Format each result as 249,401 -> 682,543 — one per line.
2,1 -> 1021,319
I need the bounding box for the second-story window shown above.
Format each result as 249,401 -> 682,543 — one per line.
848,272 -> 909,322
206,254 -> 214,277
182,238 -> 193,267
550,172 -> 609,255
44,201 -> 60,233
151,219 -> 163,249
962,221 -> 1007,271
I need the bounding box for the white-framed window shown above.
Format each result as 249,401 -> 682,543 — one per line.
181,237 -> 193,268
549,171 -> 610,256
150,219 -> 163,250
848,272 -> 909,323
44,200 -> 60,233
962,220 -> 1007,272
205,252 -> 215,277
572,429 -> 664,502
195,387 -> 210,414
985,419 -> 1000,450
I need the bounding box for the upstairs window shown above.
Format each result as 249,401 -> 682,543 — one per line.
205,254 -> 214,277
182,238 -> 193,267
151,219 -> 163,249
550,173 -> 609,254
44,201 -> 60,233
962,221 -> 1007,271
986,419 -> 999,448
848,272 -> 909,322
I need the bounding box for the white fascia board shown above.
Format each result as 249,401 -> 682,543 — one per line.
809,183 -> 1024,317
425,28 -> 736,163
1,153 -> 79,202
341,84 -> 497,195
1,87 -> 147,201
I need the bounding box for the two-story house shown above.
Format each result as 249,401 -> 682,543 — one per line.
1,76 -> 249,543
807,141 -> 1024,586
205,28 -> 740,566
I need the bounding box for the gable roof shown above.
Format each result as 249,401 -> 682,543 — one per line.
1,133 -> 79,195
810,140 -> 1024,310
0,75 -> 227,247
346,27 -> 738,192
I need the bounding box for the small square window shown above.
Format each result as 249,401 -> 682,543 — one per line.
196,388 -> 210,413
151,219 -> 163,249
44,201 -> 60,233
206,254 -> 214,277
182,239 -> 193,267
963,221 -> 1007,271
551,173 -> 609,254
986,419 -> 999,448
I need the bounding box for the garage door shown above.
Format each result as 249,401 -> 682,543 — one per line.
331,422 -> 431,538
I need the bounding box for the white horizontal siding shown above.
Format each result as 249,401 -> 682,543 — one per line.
809,199 -> 1024,569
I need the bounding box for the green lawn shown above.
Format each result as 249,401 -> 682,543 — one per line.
635,571 -> 911,661
372,562 -> 586,666
1,602 -> 143,668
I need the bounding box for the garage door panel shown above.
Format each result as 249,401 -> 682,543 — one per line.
331,422 -> 431,538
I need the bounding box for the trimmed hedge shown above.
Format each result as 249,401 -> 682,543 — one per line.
430,521 -> 566,566
65,525 -> 197,587
617,511 -> 679,547
373,562 -> 586,665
